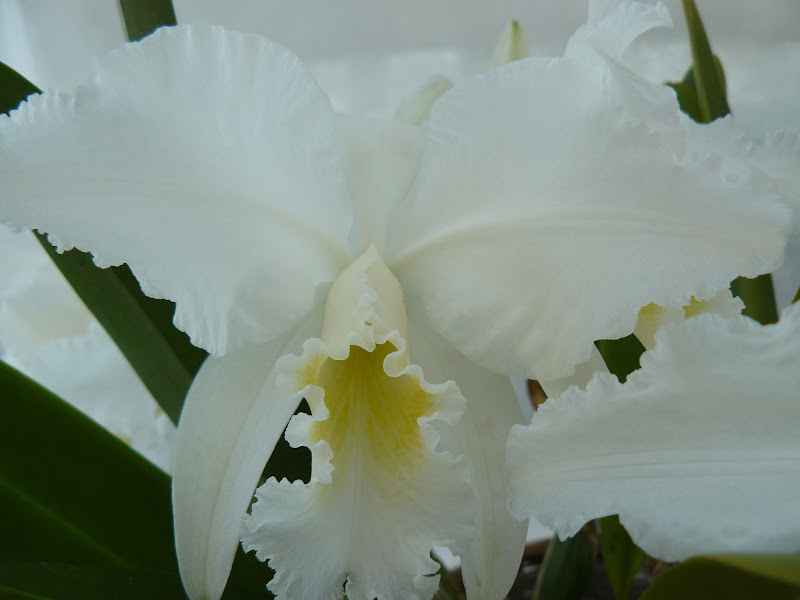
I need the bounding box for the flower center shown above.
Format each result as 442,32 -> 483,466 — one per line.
242,247 -> 472,600
310,341 -> 434,489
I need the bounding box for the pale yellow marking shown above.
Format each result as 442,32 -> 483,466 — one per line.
309,343 -> 434,491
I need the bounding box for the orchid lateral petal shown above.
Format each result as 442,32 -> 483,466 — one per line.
408,298 -> 527,600
508,304 -> 800,562
173,308 -> 322,600
388,53 -> 789,381
0,25 -> 352,356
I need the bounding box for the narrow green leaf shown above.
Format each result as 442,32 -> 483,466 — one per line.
597,515 -> 645,600
731,274 -> 780,325
665,81 -> 702,123
33,240 -> 207,422
0,62 -> 38,114
0,61 -> 207,423
118,0 -> 178,42
595,334 -> 645,382
0,360 -> 176,570
533,530 -> 595,600
0,564 -> 187,600
0,584 -> 52,600
680,0 -> 730,122
642,554 -> 800,600
0,562 -> 270,600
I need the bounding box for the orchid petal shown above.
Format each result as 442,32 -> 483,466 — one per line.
340,116 -> 423,257
566,0 -> 671,62
394,76 -> 454,125
8,320 -> 175,472
173,305 -> 323,600
689,118 -> 800,231
408,297 -> 527,600
634,288 -> 744,350
508,304 -> 800,562
241,249 -> 474,600
539,345 -> 608,399
388,55 -> 789,381
0,25 -> 352,355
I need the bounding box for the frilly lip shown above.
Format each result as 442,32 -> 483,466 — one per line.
274,245 -> 467,464
240,247 -> 475,600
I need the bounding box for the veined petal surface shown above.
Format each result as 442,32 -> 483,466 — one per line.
0,25 -> 352,354
408,297 -> 527,600
241,250 -> 474,600
508,304 -> 800,562
388,55 -> 789,380
173,303 -> 324,600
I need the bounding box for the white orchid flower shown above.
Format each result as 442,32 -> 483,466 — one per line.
0,217 -> 175,474
0,1 -> 791,599
508,301 -> 800,561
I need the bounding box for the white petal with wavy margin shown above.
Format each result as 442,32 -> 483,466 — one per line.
508,304 -> 800,561
173,303 -> 323,600
241,249 -> 474,600
388,54 -> 789,381
566,0 -> 671,62
0,25 -> 351,355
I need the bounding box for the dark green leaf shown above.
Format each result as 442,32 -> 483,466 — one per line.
533,530 -> 595,600
595,334 -> 645,383
731,274 -> 779,325
0,62 -> 38,114
0,61 -> 207,423
597,515 -> 645,600
0,360 -> 176,570
665,81 -> 702,123
642,554 -> 800,600
0,562 -> 271,600
118,0 -> 178,42
33,240 -> 207,423
680,0 -> 730,122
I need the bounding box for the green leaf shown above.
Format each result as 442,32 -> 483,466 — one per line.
0,562 -> 271,600
33,239 -> 207,422
680,0 -> 730,122
665,81 -> 702,123
595,334 -> 645,383
0,360 -> 176,570
118,0 -> 178,42
642,554 -> 800,600
731,274 -> 779,325
0,62 -> 38,114
533,530 -> 595,600
597,515 -> 645,600
0,61 -> 208,423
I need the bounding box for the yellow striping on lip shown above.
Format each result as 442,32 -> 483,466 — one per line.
310,342 -> 434,488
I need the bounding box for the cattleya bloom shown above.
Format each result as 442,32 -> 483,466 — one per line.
508,302 -> 800,561
0,1 -> 791,599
